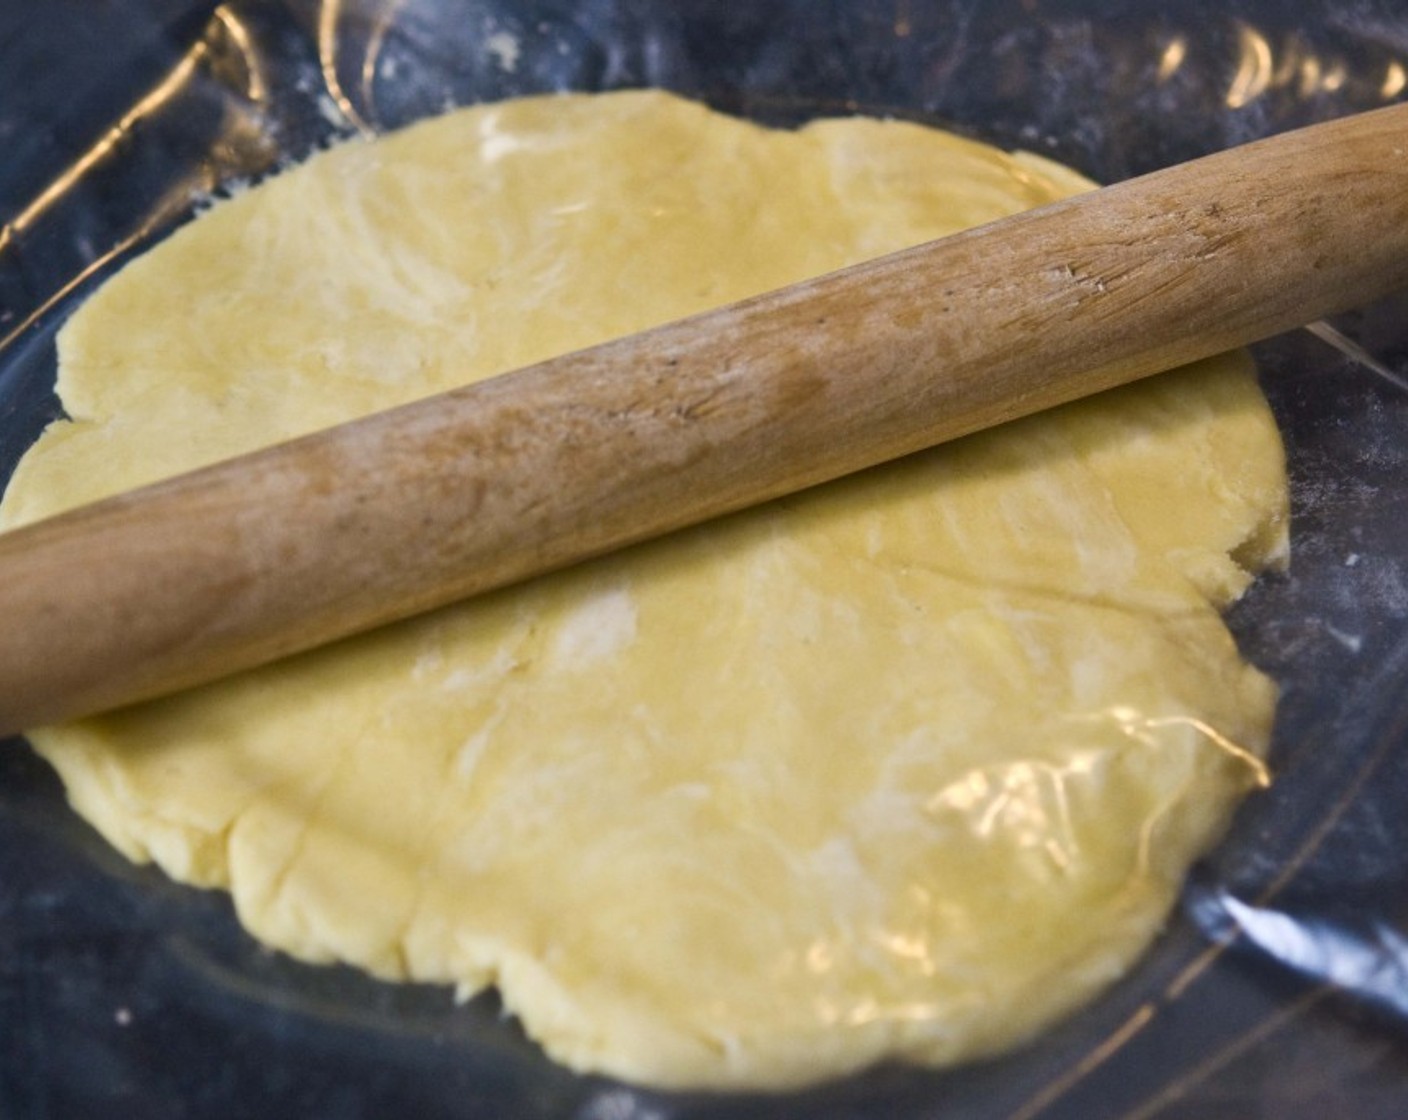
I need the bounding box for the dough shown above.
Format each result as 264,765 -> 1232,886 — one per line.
0,91 -> 1287,1089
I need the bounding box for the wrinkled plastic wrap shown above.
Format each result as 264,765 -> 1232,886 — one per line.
2,1 -> 1408,1116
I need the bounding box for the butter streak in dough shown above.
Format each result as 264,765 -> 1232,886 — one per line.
1,91 -> 1287,1090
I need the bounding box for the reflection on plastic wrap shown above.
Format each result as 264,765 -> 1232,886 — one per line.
3,1 -> 1408,1118
1,8 -> 276,344
1190,886 -> 1408,1022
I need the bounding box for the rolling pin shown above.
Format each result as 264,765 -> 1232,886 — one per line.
4,102 -> 1408,736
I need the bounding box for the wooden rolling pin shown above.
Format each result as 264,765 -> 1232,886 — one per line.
4,103 -> 1408,735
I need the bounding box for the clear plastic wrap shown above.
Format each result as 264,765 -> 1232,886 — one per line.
3,2 -> 1408,1116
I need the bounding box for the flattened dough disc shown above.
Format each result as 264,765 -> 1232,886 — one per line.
0,91 -> 1287,1089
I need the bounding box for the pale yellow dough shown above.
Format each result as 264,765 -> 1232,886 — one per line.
1,91 -> 1287,1090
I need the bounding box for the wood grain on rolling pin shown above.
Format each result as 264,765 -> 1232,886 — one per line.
3,102 -> 1408,735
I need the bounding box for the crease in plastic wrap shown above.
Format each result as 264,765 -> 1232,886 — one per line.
3,1 -> 1408,1116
